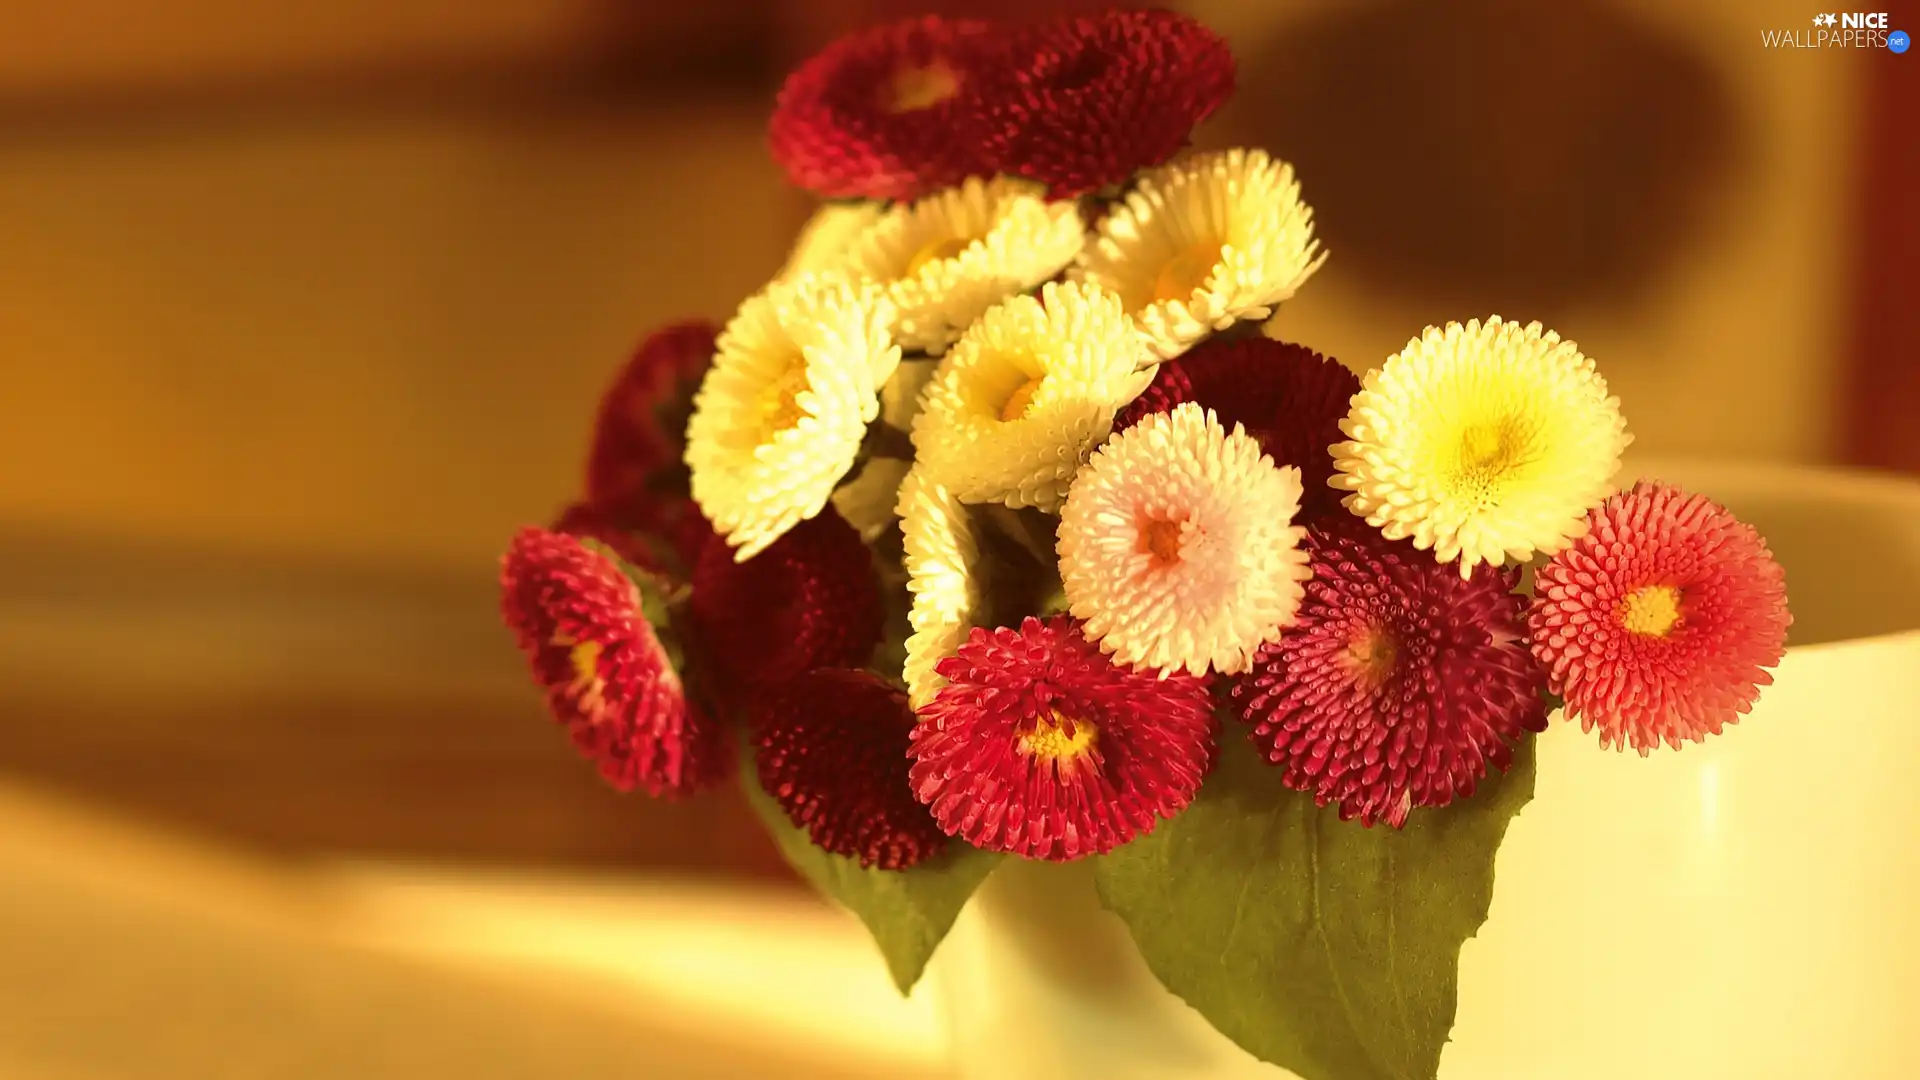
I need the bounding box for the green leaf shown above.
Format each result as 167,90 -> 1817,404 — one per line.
739,745 -> 1003,994
1092,734 -> 1537,1080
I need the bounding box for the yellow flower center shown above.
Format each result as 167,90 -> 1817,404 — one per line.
1459,419 -> 1520,472
1151,243 -> 1220,304
759,359 -> 811,433
1019,709 -> 1098,762
1140,517 -> 1185,566
997,375 -> 1045,422
1342,624 -> 1399,688
1620,585 -> 1684,637
883,61 -> 960,114
904,235 -> 975,277
557,635 -> 608,717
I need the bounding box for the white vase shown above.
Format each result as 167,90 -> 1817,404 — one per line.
931,461 -> 1920,1080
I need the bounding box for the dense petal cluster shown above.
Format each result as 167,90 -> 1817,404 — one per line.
971,10 -> 1235,198
1235,522 -> 1547,826
1058,402 -> 1311,676
684,273 -> 901,560
1330,317 -> 1630,578
1114,337 -> 1360,518
689,508 -> 884,702
500,527 -> 725,796
1529,482 -> 1791,753
911,281 -> 1154,510
585,321 -> 718,515
769,16 -> 1000,201
846,175 -> 1085,353
908,616 -> 1216,860
1072,148 -> 1324,360
751,669 -> 947,869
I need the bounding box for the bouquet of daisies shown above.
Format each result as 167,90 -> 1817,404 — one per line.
499,10 -> 1792,1079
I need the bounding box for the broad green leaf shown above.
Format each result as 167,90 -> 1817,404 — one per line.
1092,734 -> 1537,1080
739,746 -> 1002,994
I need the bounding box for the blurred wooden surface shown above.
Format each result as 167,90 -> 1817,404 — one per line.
0,0 -> 776,105
0,527 -> 795,879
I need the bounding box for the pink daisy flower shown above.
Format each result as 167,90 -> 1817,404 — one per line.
751,669 -> 947,870
500,527 -> 726,796
769,16 -> 1003,201
1234,521 -> 1547,827
1113,337 -> 1360,518
907,616 -> 1217,861
1529,481 -> 1791,753
972,10 -> 1236,198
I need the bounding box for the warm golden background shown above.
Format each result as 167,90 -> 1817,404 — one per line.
0,0 -> 1913,889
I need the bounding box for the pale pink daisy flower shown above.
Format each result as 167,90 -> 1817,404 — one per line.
1056,401 -> 1312,676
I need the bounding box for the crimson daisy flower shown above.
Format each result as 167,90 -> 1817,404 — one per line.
907,616 -> 1216,861
585,321 -> 717,514
500,527 -> 726,796
971,9 -> 1235,198
1234,521 -> 1547,827
688,507 -> 884,702
769,16 -> 1003,201
1114,337 -> 1360,517
751,669 -> 947,870
1529,481 -> 1791,754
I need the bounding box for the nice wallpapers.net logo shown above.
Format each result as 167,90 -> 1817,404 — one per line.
1762,11 -> 1909,50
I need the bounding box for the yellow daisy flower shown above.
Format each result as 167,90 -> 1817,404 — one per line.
779,201 -> 884,280
1330,316 -> 1632,577
910,281 -> 1153,511
685,273 -> 901,561
847,175 -> 1086,354
1072,148 -> 1325,362
898,465 -> 985,710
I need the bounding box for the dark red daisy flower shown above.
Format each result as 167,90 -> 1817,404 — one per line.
1234,521 -> 1546,827
1115,337 -> 1359,517
769,16 -> 1003,201
688,507 -> 884,700
1530,482 -> 1791,754
971,9 -> 1235,198
751,669 -> 947,869
500,527 -> 727,796
585,320 -> 717,513
908,616 -> 1216,861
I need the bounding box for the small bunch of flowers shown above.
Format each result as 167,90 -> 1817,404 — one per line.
498,7 -> 1791,901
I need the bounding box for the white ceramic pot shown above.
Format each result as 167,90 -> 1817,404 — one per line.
932,461 -> 1920,1080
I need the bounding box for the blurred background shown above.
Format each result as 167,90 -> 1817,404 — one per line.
0,0 -> 1912,1074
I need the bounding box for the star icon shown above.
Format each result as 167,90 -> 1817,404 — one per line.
1825,13 -> 1839,25
1813,12 -> 1826,24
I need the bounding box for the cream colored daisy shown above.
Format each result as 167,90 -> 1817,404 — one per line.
1330,316 -> 1632,578
1058,402 -> 1311,677
898,465 -> 985,710
778,201 -> 884,280
685,273 -> 901,561
1072,148 -> 1325,362
847,175 -> 1086,354
911,280 -> 1154,511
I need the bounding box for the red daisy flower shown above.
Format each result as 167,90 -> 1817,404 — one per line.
1529,482 -> 1791,754
769,16 -> 1003,201
688,507 -> 884,701
1114,337 -> 1360,517
751,669 -> 947,870
1235,521 -> 1547,827
500,527 -> 726,796
585,320 -> 717,513
971,9 -> 1235,198
907,616 -> 1216,861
